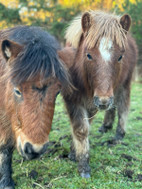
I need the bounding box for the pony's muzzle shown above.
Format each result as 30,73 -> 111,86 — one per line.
20,142 -> 48,160
94,96 -> 114,110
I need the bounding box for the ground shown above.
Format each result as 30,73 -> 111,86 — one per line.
12,82 -> 142,189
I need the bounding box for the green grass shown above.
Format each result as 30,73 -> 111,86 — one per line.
13,82 -> 142,189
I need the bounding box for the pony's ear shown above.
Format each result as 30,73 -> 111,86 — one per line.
58,50 -> 65,63
81,12 -> 92,33
120,14 -> 131,32
2,40 -> 23,61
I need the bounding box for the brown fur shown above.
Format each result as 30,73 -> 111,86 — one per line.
61,11 -> 138,178
0,26 -> 72,188
0,45 -> 60,150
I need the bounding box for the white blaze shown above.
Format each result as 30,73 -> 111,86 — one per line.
99,37 -> 112,62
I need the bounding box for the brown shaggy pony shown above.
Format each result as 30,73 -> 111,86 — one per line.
59,11 -> 138,178
0,26 -> 72,189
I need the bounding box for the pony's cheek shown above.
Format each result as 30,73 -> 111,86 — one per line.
11,122 -> 21,141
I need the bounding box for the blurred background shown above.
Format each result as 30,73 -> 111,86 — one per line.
0,0 -> 142,78
0,1 -> 142,188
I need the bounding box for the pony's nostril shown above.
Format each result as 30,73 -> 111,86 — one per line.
23,142 -> 48,160
24,142 -> 33,154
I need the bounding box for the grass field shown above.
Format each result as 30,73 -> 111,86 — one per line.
12,82 -> 142,189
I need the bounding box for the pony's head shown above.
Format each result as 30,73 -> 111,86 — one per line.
66,11 -> 131,110
1,26 -> 72,160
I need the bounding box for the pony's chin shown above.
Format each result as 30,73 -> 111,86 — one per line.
97,105 -> 114,111
99,105 -> 108,110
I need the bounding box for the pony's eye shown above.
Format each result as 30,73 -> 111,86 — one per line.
14,87 -> 22,97
118,55 -> 123,62
87,53 -> 92,60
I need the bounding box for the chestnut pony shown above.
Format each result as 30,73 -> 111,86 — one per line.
0,26 -> 72,188
59,11 -> 138,178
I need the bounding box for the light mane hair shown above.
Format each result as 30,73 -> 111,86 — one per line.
65,10 -> 127,49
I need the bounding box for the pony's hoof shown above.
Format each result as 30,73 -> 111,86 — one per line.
115,132 -> 125,141
98,124 -> 112,133
98,125 -> 106,133
107,138 -> 119,145
80,172 -> 90,178
101,138 -> 122,146
68,152 -> 76,162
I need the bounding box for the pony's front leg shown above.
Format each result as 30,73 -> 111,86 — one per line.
68,141 -> 76,162
99,108 -> 115,133
115,86 -> 130,141
0,144 -> 14,189
69,106 -> 90,178
0,115 -> 14,189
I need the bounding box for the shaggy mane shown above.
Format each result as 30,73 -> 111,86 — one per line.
0,26 -> 71,88
65,11 -> 127,49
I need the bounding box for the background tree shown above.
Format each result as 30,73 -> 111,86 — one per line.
0,0 -> 141,69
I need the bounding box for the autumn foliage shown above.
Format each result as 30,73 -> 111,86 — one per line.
0,0 -> 141,64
